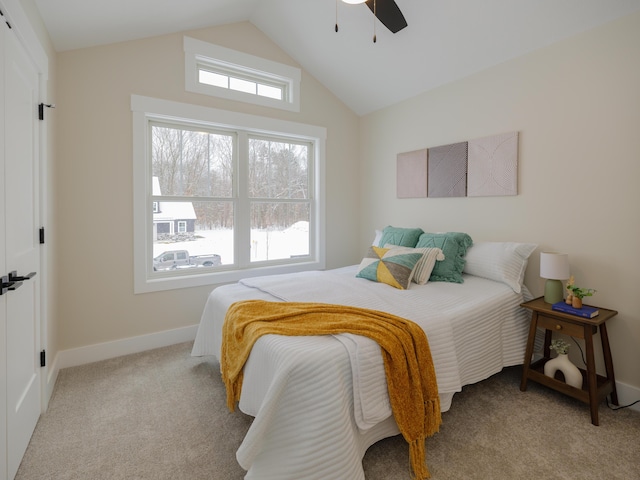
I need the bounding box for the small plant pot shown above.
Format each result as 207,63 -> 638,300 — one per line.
572,297 -> 583,308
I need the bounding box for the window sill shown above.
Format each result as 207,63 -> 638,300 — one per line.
134,260 -> 325,294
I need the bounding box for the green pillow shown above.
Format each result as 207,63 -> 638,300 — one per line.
416,232 -> 473,283
377,226 -> 424,248
356,246 -> 424,289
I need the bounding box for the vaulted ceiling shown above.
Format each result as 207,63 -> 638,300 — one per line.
34,0 -> 640,115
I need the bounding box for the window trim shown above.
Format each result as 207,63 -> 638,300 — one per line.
184,37 -> 301,112
131,95 -> 326,294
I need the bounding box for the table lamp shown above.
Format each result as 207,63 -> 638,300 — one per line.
540,252 -> 570,304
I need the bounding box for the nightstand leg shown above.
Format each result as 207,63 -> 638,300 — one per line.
600,323 -> 618,405
543,329 -> 552,358
520,312 -> 539,392
584,326 -> 599,426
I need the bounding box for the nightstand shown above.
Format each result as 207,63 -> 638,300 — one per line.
519,297 -> 618,426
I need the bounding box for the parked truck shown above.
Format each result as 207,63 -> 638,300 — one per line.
153,250 -> 222,271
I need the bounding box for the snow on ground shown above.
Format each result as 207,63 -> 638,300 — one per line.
153,222 -> 309,265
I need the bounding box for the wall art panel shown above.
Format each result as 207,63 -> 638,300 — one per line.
427,142 -> 468,198
468,131 -> 518,196
396,149 -> 428,198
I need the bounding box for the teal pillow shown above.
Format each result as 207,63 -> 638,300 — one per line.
377,226 -> 424,248
416,232 -> 473,283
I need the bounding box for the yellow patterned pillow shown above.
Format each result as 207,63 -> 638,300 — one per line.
356,246 -> 424,289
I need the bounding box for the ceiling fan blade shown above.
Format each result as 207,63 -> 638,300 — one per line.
365,0 -> 408,34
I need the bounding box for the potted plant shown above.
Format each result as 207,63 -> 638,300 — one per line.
565,276 -> 596,308
549,339 -> 570,355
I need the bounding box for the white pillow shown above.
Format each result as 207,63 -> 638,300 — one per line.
462,242 -> 537,293
372,229 -> 383,246
384,244 -> 445,285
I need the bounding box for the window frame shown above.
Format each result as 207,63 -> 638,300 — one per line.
132,95 -> 326,294
184,37 -> 301,112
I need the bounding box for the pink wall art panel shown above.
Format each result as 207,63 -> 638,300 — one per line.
396,149 -> 428,198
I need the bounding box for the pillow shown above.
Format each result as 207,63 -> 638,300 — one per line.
415,232 -> 473,283
372,229 -> 383,246
384,244 -> 445,285
463,242 -> 537,293
377,226 -> 424,248
356,246 -> 424,289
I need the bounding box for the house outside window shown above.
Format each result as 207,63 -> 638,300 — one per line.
132,95 -> 326,293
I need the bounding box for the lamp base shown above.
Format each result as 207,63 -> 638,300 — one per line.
544,279 -> 563,304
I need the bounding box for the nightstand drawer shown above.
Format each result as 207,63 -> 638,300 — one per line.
537,315 -> 585,338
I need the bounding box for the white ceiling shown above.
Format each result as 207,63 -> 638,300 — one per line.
34,0 -> 640,115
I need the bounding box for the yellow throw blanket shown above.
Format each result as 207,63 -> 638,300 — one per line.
221,300 -> 442,479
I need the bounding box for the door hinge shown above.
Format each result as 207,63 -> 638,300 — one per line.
39,227 -> 45,244
40,350 -> 46,367
38,103 -> 55,121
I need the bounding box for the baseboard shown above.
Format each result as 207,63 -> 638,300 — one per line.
55,324 -> 199,370
614,380 -> 640,413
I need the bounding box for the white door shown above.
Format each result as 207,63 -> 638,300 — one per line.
0,16 -> 7,480
1,18 -> 41,480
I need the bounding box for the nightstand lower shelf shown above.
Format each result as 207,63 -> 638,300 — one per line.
527,358 -> 614,406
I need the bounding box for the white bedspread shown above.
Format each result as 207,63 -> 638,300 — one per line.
192,266 -> 531,479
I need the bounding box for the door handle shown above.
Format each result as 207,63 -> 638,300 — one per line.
8,271 -> 36,282
0,275 -> 20,295
0,271 -> 35,295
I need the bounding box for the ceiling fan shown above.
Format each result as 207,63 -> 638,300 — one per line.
341,0 -> 408,34
365,0 -> 407,34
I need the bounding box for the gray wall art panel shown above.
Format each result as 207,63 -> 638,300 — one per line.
427,142 -> 468,198
468,131 -> 519,196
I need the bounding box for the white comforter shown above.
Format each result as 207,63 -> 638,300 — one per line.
192,266 -> 531,479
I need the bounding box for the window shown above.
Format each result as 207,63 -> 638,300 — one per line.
132,95 -> 326,293
199,68 -> 284,101
184,37 -> 301,112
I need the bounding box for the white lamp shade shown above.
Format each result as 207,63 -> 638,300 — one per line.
342,0 -> 367,3
540,252 -> 570,280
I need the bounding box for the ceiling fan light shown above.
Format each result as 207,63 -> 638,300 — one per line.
342,0 -> 367,4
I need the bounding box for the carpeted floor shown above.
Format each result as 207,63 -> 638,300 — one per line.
16,342 -> 640,480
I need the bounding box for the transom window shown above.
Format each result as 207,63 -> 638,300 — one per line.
198,67 -> 285,101
132,95 -> 325,293
184,37 -> 301,112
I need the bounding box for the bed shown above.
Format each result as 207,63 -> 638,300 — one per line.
191,237 -> 537,479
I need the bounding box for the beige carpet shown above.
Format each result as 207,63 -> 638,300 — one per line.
16,342 -> 640,480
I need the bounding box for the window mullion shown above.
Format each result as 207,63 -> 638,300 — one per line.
236,131 -> 250,268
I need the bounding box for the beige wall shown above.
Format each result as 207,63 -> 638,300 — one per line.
55,22 -> 360,350
359,12 -> 640,390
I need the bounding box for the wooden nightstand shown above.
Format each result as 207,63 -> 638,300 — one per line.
519,297 -> 618,426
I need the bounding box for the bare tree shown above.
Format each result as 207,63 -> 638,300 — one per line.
152,125 -> 309,231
